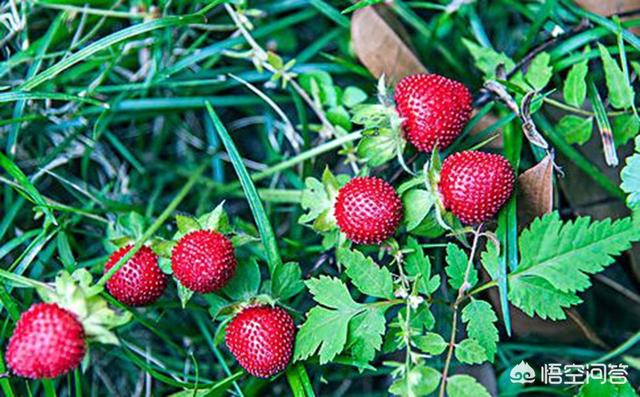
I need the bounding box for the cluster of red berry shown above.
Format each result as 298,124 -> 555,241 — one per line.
4,73 -> 516,382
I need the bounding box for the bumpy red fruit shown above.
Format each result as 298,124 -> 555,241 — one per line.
394,73 -> 473,152
6,303 -> 86,379
104,245 -> 168,306
438,150 -> 515,224
171,230 -> 236,293
225,305 -> 296,378
333,176 -> 403,244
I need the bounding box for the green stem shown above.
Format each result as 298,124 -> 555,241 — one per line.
97,164 -> 206,286
216,131 -> 362,194
589,330 -> 640,364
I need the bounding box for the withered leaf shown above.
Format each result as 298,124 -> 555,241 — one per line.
517,155 -> 554,227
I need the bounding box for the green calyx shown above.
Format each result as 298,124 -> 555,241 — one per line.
37,270 -> 131,345
299,167 -> 349,234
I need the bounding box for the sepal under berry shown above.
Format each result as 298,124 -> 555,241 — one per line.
37,269 -> 131,345
299,167 -> 349,233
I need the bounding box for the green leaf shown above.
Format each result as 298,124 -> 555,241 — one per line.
513,212 -> 640,293
221,259 -> 261,300
175,215 -> 201,235
405,237 -> 440,296
351,104 -> 391,129
356,128 -> 402,167
556,115 -> 593,145
306,275 -> 362,311
461,299 -> 499,362
598,43 -> 634,110
337,248 -> 394,299
576,377 -> 637,397
295,306 -> 351,364
446,375 -> 491,397
327,106 -> 352,131
342,86 -> 368,108
150,238 -> 176,259
402,189 -> 436,231
295,276 -> 366,363
509,276 -> 582,320
389,366 -> 441,397
413,332 -> 447,355
480,243 -> 498,280
621,136 -> 640,209
445,244 -> 477,290
271,262 -> 304,301
463,39 -> 515,79
564,59 -> 589,107
525,52 -> 553,91
299,71 -> 338,107
454,339 -> 487,364
613,114 -> 640,146
348,307 -> 386,364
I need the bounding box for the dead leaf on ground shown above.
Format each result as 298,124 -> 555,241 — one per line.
576,0 -> 640,33
517,154 -> 554,227
351,5 -> 427,83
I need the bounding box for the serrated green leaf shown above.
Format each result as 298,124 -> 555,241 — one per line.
480,242 -> 498,280
337,248 -> 394,299
221,258 -> 260,300
621,136 -> 640,209
598,43 -> 634,110
513,212 -> 640,293
526,52 -> 553,91
463,39 -> 515,79
461,299 -> 499,361
389,366 -> 441,397
351,104 -> 390,129
564,59 -> 588,107
454,339 -> 487,364
508,276 -> 582,320
294,306 -> 352,364
306,276 -> 362,311
446,374 -> 491,397
413,332 -> 447,355
271,261 -> 304,301
405,237 -> 440,296
613,114 -> 640,146
348,307 -> 386,364
556,115 -> 593,145
342,86 -> 368,108
402,189 -> 436,231
445,244 -> 477,290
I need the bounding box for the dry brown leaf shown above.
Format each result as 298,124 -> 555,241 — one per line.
351,5 -> 427,83
517,155 -> 554,227
576,0 -> 640,33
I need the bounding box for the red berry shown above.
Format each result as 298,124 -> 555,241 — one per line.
438,151 -> 515,224
171,230 -> 236,293
394,73 -> 472,152
225,305 -> 296,378
104,245 -> 168,306
334,176 -> 403,244
6,303 -> 86,379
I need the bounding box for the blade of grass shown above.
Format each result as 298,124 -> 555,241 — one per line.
0,91 -> 106,107
206,102 -> 282,272
19,14 -> 204,91
0,151 -> 56,225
